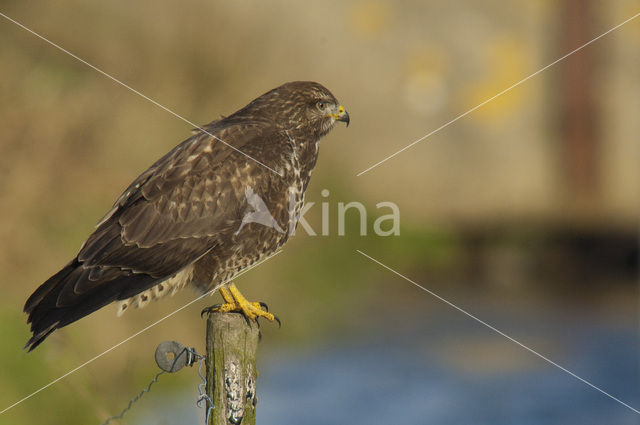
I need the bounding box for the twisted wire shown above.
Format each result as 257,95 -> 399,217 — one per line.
99,370 -> 165,425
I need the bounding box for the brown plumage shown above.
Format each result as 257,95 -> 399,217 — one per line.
24,81 -> 349,351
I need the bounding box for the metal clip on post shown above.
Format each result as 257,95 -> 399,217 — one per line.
155,340 -> 199,373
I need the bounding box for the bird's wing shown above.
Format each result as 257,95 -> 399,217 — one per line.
24,118 -> 274,350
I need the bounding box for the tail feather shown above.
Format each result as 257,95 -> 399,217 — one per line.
24,258 -> 156,351
23,322 -> 59,352
24,260 -> 78,316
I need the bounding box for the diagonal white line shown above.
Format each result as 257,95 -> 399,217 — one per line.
356,11 -> 640,177
356,249 -> 640,415
0,250 -> 282,416
0,11 -> 283,177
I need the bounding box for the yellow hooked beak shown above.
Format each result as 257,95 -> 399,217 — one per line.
329,105 -> 350,127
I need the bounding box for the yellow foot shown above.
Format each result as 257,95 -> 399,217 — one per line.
201,284 -> 280,326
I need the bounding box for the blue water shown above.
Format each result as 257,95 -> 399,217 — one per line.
257,327 -> 639,424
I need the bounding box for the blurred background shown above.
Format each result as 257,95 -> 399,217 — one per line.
1,0 -> 639,424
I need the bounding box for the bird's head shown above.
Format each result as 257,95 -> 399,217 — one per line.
241,81 -> 349,138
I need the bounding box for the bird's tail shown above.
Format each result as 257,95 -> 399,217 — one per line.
24,260 -> 79,351
23,259 -> 150,351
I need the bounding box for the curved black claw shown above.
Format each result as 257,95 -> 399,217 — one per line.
201,304 -> 222,318
255,314 -> 280,328
258,302 -> 269,312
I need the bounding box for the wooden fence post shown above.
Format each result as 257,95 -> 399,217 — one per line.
205,312 -> 260,425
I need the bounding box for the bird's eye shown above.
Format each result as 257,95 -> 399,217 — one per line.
316,101 -> 326,111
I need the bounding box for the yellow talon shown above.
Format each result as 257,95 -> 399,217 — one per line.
218,286 -> 235,304
210,283 -> 277,323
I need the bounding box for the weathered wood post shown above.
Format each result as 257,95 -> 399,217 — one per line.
205,312 -> 260,425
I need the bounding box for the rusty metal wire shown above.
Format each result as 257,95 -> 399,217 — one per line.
195,351 -> 214,424
98,343 -> 212,425
99,370 -> 165,425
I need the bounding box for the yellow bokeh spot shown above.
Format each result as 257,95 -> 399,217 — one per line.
620,0 -> 640,36
465,38 -> 532,121
406,44 -> 449,76
349,0 -> 394,38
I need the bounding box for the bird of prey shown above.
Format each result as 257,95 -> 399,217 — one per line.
24,81 -> 349,351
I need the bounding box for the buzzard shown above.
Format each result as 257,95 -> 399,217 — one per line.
24,81 -> 349,351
